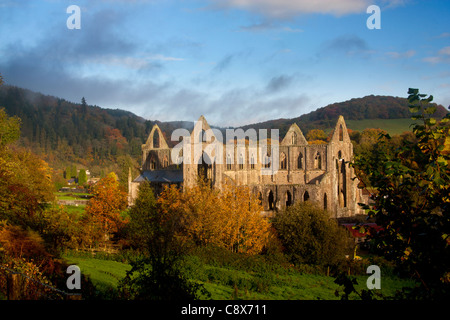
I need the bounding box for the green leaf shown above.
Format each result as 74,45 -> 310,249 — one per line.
426,118 -> 436,126
424,106 -> 436,115
437,156 -> 447,166
408,88 -> 419,95
409,106 -> 420,113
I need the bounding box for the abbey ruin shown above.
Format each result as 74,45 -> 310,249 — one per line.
129,115 -> 367,218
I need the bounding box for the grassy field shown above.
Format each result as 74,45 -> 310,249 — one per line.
55,192 -> 91,200
344,118 -> 417,135
62,252 -> 416,300
63,253 -> 131,293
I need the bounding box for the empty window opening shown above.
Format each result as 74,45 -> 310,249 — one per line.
239,153 -> 244,170
268,190 -> 274,210
153,130 -> 160,148
280,152 -> 287,170
292,132 -> 297,145
304,191 -> 310,202
297,152 -> 303,169
314,152 -> 322,170
286,191 -> 292,207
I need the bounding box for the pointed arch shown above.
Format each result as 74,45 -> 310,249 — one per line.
162,155 -> 169,168
314,152 -> 322,169
226,153 -> 232,170
286,191 -> 292,207
264,153 -> 271,168
297,152 -> 303,169
239,153 -> 244,170
153,129 -> 160,148
303,190 -> 309,202
198,151 -> 212,185
280,152 -> 287,170
250,153 -> 256,169
292,132 -> 297,145
268,190 -> 274,210
150,157 -> 156,170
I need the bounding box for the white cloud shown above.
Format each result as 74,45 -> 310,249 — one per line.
438,47 -> 450,56
147,54 -> 185,61
423,46 -> 450,64
239,22 -> 303,33
85,54 -> 184,70
386,50 -> 415,59
436,32 -> 450,38
214,0 -> 372,18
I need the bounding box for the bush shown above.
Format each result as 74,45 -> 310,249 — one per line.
273,201 -> 354,269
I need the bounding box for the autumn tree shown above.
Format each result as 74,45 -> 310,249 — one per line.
0,107 -> 21,149
118,181 -> 207,300
157,179 -> 271,255
83,172 -> 128,246
352,89 -> 450,300
306,129 -> 328,144
0,78 -> 53,231
105,127 -> 128,157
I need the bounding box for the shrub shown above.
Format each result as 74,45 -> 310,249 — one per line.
273,201 -> 354,269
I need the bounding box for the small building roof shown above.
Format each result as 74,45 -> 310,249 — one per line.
133,169 -> 183,183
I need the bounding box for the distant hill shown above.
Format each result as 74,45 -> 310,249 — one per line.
240,95 -> 448,137
1,85 -> 448,170
0,85 -> 153,167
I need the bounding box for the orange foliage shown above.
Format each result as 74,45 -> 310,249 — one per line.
157,180 -> 270,255
306,129 -> 327,142
105,127 -> 128,150
84,172 -> 128,244
308,140 -> 327,145
0,146 -> 54,227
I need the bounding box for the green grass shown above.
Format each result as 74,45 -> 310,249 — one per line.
63,205 -> 86,216
345,118 -> 417,135
63,253 -> 131,292
54,192 -> 91,201
183,260 -> 415,300
62,252 -> 416,300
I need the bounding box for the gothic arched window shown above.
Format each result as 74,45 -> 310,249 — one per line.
280,152 -> 287,170
297,152 -> 303,169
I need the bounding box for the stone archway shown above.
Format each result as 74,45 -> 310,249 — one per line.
286,190 -> 292,207
303,190 -> 310,202
268,190 -> 274,210
197,152 -> 212,186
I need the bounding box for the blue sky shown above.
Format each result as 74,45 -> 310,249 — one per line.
0,0 -> 449,127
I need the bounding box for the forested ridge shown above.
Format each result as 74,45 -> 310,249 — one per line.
1,84 -> 447,172
0,85 -> 187,173
241,95 -> 448,137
